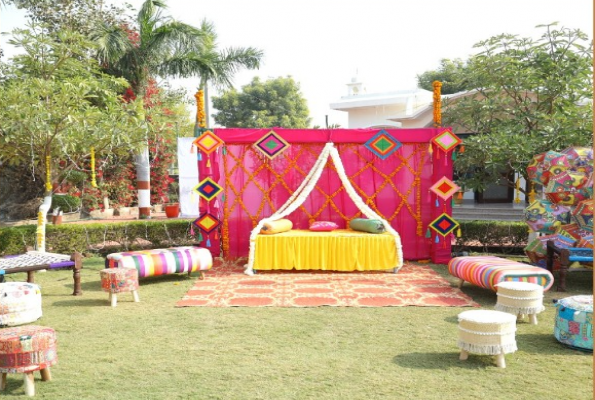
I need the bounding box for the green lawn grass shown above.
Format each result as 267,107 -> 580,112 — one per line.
1,258 -> 592,399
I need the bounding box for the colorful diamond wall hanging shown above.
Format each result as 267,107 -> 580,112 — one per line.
192,130 -> 224,154
429,177 -> 460,201
193,177 -> 222,201
432,129 -> 462,153
254,130 -> 290,160
364,130 -> 402,160
193,213 -> 221,234
428,213 -> 459,237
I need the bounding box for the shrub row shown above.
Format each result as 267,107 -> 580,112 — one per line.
454,220 -> 528,254
0,220 -> 199,257
0,219 -> 529,258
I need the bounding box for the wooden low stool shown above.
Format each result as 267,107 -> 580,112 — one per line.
495,281 -> 545,325
100,268 -> 140,307
0,325 -> 57,397
457,310 -> 517,368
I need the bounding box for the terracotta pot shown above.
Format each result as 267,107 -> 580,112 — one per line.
164,203 -> 180,218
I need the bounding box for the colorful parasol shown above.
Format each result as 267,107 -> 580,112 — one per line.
523,199 -> 571,234
571,199 -> 594,232
524,233 -> 575,269
527,153 -> 545,184
562,146 -> 593,174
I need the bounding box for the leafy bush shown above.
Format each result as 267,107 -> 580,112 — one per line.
51,194 -> 82,213
0,220 -> 199,257
453,220 -> 528,254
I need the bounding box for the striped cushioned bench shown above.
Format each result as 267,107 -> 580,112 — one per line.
106,247 -> 212,279
448,256 -> 554,292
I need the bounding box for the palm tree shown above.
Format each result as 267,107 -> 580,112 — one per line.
165,19 -> 263,127
93,0 -> 208,218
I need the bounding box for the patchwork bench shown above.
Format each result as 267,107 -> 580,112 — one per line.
546,240 -> 593,292
448,256 -> 554,292
106,246 -> 212,279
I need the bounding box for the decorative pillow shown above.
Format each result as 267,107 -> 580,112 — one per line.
349,218 -> 386,234
260,219 -> 293,234
309,221 -> 339,232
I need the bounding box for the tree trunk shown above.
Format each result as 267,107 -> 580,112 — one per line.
36,195 -> 52,252
136,147 -> 151,218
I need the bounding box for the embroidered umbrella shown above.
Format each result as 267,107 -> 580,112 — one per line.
527,153 -> 545,184
571,199 -> 594,232
523,200 -> 571,234
544,170 -> 590,206
562,146 -> 593,174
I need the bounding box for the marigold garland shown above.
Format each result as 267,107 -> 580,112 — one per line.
194,90 -> 206,128
433,81 -> 442,128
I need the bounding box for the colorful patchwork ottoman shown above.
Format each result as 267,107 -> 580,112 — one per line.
100,268 -> 140,307
0,325 -> 57,396
0,282 -> 42,327
448,256 -> 554,292
106,246 -> 213,279
554,295 -> 593,351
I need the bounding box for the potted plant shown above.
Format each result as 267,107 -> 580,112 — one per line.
164,182 -> 179,218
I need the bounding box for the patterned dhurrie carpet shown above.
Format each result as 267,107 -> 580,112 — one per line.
176,259 -> 479,308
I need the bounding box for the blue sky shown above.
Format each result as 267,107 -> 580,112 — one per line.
1,0 -> 592,128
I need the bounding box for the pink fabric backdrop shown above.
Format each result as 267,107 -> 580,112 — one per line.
200,128 -> 453,264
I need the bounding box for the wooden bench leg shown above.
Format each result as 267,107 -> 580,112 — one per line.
40,367 -> 51,381
457,279 -> 464,288
110,293 -> 118,308
529,313 -> 538,325
459,350 -> 468,361
495,353 -> 506,368
132,290 -> 140,303
72,252 -> 83,296
24,372 -> 35,396
26,271 -> 35,284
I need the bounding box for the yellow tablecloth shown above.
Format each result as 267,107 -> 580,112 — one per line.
254,229 -> 398,271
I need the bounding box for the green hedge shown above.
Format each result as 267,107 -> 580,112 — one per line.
0,220 -> 199,257
454,220 -> 528,253
0,219 -> 529,258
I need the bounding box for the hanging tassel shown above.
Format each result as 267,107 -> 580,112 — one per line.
459,145 -> 465,154
206,238 -> 211,247
443,238 -> 446,248
452,150 -> 457,161
190,145 -> 195,154
425,228 -> 431,238
214,198 -> 221,209
435,199 -> 439,208
457,191 -> 463,200
457,226 -> 462,237
198,232 -> 203,242
206,158 -> 211,168
190,224 -> 195,236
443,202 -> 446,213
428,144 -> 433,155
214,231 -> 219,240
444,153 -> 447,166
222,147 -> 227,155
222,194 -> 226,202
435,235 -> 440,244
451,198 -> 455,207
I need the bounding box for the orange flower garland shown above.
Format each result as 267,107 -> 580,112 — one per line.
432,81 -> 442,128
194,90 -> 206,128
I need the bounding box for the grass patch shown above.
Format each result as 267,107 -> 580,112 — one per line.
1,258 -> 591,399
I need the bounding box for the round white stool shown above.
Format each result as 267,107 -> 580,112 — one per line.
457,310 -> 517,368
495,281 -> 545,325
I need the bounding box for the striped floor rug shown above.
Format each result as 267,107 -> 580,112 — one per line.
176,259 -> 479,307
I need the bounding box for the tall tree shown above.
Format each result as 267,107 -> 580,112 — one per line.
417,58 -> 470,94
170,19 -> 263,127
92,0 -> 206,218
443,23 -> 593,194
212,76 -> 311,128
0,25 -> 146,250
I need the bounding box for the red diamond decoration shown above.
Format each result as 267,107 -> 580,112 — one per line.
429,177 -> 460,201
429,213 -> 459,237
432,129 -> 461,153
193,178 -> 222,201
